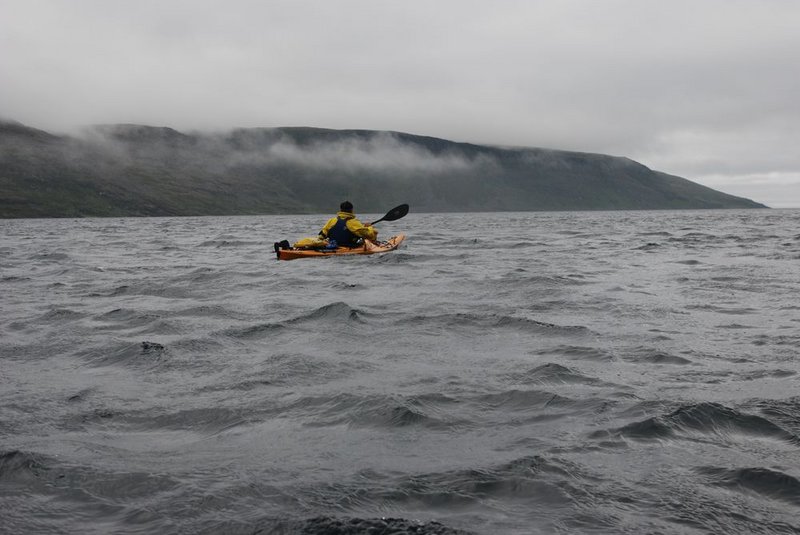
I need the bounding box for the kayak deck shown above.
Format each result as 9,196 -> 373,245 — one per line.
276,234 -> 405,260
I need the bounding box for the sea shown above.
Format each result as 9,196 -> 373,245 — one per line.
1,209 -> 799,534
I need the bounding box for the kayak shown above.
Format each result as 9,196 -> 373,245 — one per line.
276,234 -> 406,261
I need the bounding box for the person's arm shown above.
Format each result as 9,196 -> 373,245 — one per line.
346,218 -> 377,241
319,217 -> 336,238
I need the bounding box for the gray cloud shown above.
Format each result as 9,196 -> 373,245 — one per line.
231,132 -> 497,174
1,0 -> 799,206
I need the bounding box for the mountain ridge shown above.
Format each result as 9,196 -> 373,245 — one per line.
0,120 -> 767,218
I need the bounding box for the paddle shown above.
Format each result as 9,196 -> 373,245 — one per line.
368,203 -> 409,226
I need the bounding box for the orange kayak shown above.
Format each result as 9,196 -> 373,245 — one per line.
276,234 -> 406,261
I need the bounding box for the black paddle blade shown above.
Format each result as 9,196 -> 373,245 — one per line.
370,204 -> 409,225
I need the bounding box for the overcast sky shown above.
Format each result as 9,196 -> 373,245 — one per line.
2,0 -> 799,207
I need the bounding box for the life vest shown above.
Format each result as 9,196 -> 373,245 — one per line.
327,217 -> 360,247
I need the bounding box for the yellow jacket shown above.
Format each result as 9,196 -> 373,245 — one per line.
319,211 -> 377,242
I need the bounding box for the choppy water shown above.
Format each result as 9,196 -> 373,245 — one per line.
1,209 -> 799,534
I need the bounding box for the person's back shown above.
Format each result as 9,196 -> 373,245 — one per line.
319,201 -> 377,248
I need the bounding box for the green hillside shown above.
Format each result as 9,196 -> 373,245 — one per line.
0,120 -> 766,218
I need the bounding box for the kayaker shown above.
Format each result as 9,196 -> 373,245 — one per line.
319,201 -> 377,248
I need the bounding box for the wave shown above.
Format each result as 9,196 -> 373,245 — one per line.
89,283 -> 196,299
198,239 -> 258,247
0,449 -> 180,502
532,345 -> 615,362
201,516 -> 475,535
36,307 -> 87,322
1,275 -> 31,283
508,240 -> 548,248
373,252 -> 416,264
86,269 -> 223,299
591,402 -> 800,444
77,341 -> 168,368
273,456 -> 577,522
696,466 -> 800,505
467,389 -> 616,423
93,308 -> 183,336
280,392 -> 462,430
741,369 -> 796,380
326,281 -> 366,290
473,389 -> 573,411
95,308 -> 163,328
122,407 -> 249,435
637,231 -> 673,237
686,304 -> 760,316
197,352 -> 371,392
400,312 -> 592,336
486,272 -> 592,288
0,450 -> 49,484
88,285 -> 132,297
221,321 -> 286,339
296,517 -> 474,534
258,387 -> 617,431
27,251 -> 70,262
221,302 -> 365,339
753,333 -> 800,347
170,304 -> 250,319
66,388 -> 95,404
748,397 -> 800,436
377,455 -> 576,510
289,302 -> 366,324
715,323 -> 756,330
503,363 -> 608,386
628,349 -> 693,365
